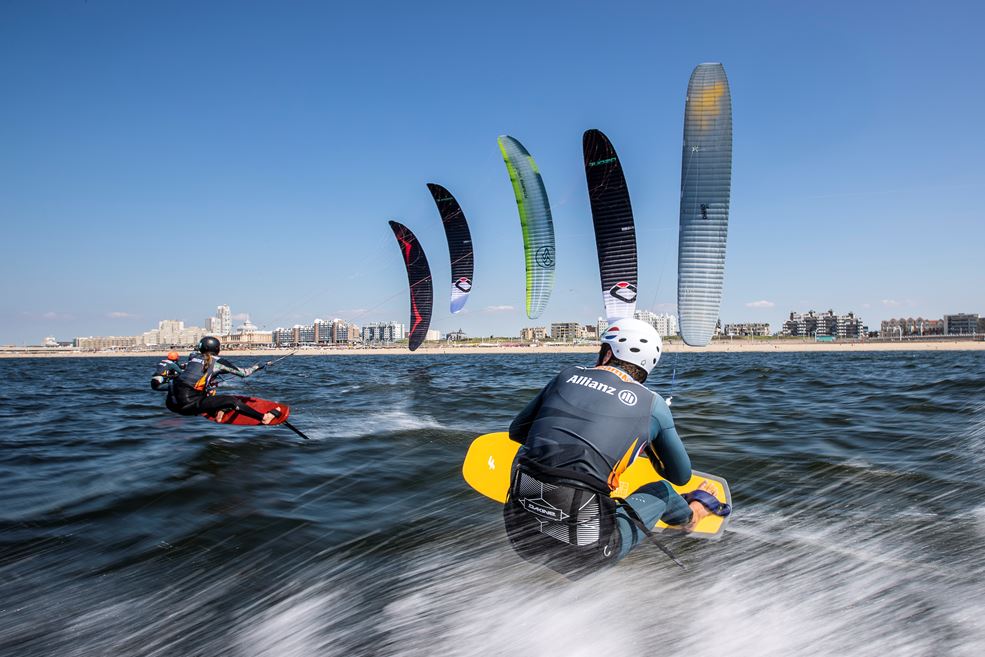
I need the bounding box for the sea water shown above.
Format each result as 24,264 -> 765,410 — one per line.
1,352 -> 983,656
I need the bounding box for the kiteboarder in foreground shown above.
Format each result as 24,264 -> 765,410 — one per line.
165,336 -> 280,424
503,318 -> 730,579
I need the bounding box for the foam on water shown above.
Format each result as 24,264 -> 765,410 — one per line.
328,407 -> 447,438
236,592 -> 348,657
198,501 -> 985,657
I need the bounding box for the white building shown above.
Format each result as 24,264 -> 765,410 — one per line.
217,304 -> 232,336
157,320 -> 185,345
782,310 -> 865,339
296,323 -> 315,344
361,321 -> 406,343
633,310 -> 678,337
141,319 -> 206,347
273,327 -> 295,346
272,318 -> 363,345
313,318 -> 333,344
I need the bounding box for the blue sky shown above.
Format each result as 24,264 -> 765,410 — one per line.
2,1 -> 983,344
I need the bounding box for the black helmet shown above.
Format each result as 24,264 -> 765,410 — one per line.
198,336 -> 221,354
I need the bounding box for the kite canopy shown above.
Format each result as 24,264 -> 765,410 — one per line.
678,63 -> 733,347
388,220 -> 434,351
583,128 -> 638,323
427,183 -> 474,315
498,135 -> 556,320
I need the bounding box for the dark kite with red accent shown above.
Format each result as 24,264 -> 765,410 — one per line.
388,220 -> 434,351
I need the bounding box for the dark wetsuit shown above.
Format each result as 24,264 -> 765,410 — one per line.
166,353 -> 266,421
150,358 -> 183,391
505,364 -> 694,576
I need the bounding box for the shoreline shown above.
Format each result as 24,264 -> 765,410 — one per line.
2,340 -> 984,358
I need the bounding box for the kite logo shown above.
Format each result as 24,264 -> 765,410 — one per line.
488,455 -> 495,470
618,390 -> 638,407
700,203 -> 709,220
536,246 -> 555,268
455,277 -> 473,293
608,281 -> 637,304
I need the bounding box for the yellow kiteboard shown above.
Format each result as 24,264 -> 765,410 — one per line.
463,432 -> 731,539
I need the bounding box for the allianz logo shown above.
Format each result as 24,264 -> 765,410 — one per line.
565,375 -> 639,406
566,374 -> 615,395
618,390 -> 638,406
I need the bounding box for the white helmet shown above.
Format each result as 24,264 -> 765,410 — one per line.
601,318 -> 662,374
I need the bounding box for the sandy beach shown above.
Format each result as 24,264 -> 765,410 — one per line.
3,339 -> 983,358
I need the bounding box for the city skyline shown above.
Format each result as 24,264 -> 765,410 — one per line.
2,2 -> 983,344
18,300 -> 985,347
55,300 -> 985,349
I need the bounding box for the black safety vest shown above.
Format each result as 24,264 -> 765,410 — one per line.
174,354 -> 216,394
504,365 -> 656,577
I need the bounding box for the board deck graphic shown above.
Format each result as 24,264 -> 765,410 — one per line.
203,396 -> 290,426
463,432 -> 731,539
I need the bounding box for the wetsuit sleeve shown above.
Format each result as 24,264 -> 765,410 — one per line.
508,379 -> 553,445
214,358 -> 260,378
151,361 -> 179,390
646,395 -> 692,486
